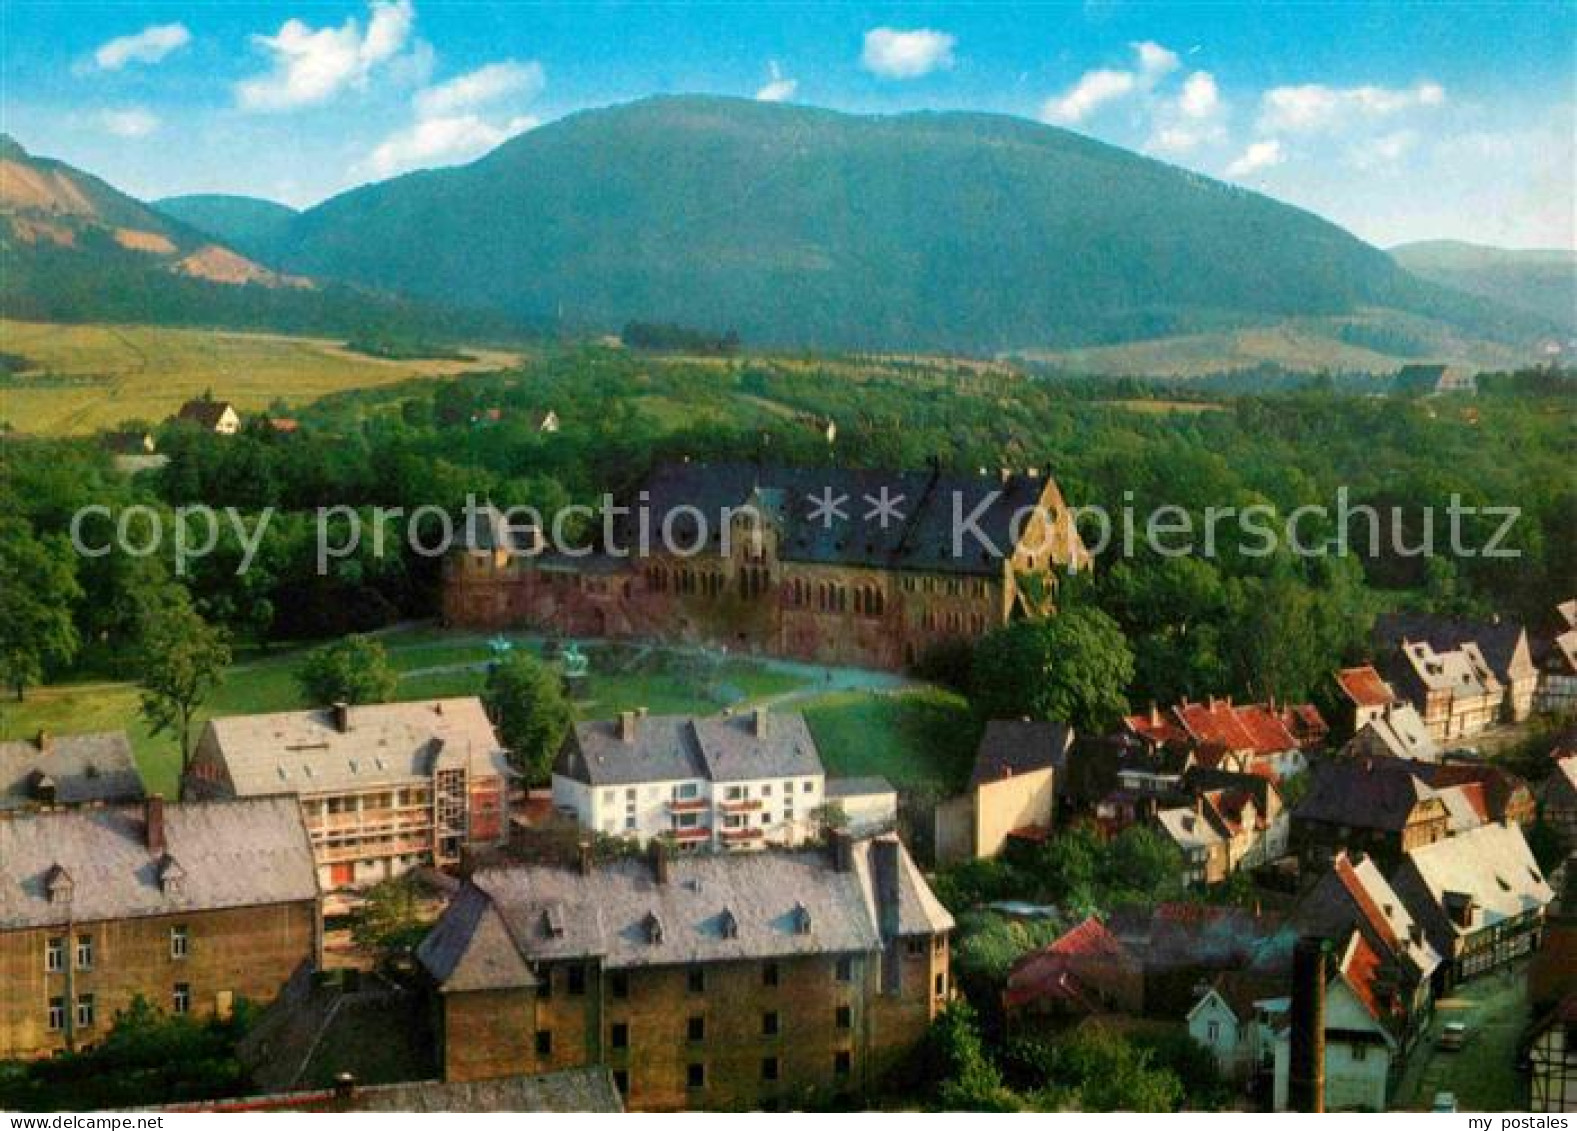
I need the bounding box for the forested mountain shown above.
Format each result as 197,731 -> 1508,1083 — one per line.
0,136 -> 522,340
154,194 -> 299,263
271,95 -> 1551,353
1391,240 -> 1576,332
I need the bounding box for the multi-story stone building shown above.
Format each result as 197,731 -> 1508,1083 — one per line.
0,796 -> 320,1059
416,834 -> 953,1109
185,699 -> 512,900
553,708 -> 846,850
442,461 -> 1090,671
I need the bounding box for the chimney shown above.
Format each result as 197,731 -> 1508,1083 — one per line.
871,837 -> 902,940
1149,703 -> 1161,727
333,1072 -> 356,1103
829,828 -> 855,873
576,840 -> 594,876
650,839 -> 671,885
998,467 -> 1012,484
752,706 -> 769,738
145,794 -> 166,854
331,701 -> 351,733
1289,937 -> 1328,1113
619,710 -> 638,742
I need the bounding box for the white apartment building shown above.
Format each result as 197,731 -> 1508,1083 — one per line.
551,708 -> 834,850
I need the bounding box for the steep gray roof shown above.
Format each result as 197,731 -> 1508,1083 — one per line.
543,461 -> 1088,578
0,798 -> 318,930
556,710 -> 823,787
1294,758 -> 1442,831
0,731 -> 144,810
970,719 -> 1073,788
1376,611 -> 1534,684
418,836 -> 952,988
201,698 -> 511,796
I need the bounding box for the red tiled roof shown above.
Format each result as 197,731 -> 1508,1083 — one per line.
1339,929 -> 1388,1022
1131,698 -> 1318,759
1334,852 -> 1401,954
1003,916 -> 1132,1010
1336,666 -> 1397,709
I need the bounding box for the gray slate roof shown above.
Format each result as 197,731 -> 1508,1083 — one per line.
1377,611 -> 1532,685
1294,758 -> 1442,831
0,797 -> 319,930
970,719 -> 1073,788
483,460 -> 1086,578
0,731 -> 144,810
557,710 -> 823,787
201,698 -> 511,797
418,836 -> 952,988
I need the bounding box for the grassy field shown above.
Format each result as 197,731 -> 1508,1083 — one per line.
802,686 -> 978,793
0,320 -> 522,435
0,627 -> 964,797
1019,310 -> 1531,378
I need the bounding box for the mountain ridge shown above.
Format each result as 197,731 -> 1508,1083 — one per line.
271,94 -> 1553,355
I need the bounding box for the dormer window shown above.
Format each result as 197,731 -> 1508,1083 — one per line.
542,905 -> 566,939
157,853 -> 186,897
44,864 -> 73,906
793,902 -> 812,936
719,909 -> 738,939
644,911 -> 664,945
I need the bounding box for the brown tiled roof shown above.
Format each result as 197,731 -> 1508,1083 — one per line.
1408,761 -> 1531,822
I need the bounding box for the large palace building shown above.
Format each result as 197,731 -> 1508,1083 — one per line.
443,461 -> 1089,670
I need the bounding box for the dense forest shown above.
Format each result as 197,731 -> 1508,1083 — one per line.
2,349 -> 1572,716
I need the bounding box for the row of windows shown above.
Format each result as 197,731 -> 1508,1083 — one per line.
600,780 -> 815,805
545,957 -> 857,999
562,1049 -> 853,1092
47,984 -> 191,1032
918,609 -> 988,634
784,578 -> 887,617
44,927 -> 189,973
899,575 -> 990,598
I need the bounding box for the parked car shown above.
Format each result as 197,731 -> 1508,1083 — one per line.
1438,1021 -> 1468,1050
1432,1092 -> 1458,1112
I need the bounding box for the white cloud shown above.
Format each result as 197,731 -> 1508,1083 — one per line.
1225,138 -> 1285,178
99,108 -> 161,138
1177,71 -> 1220,119
861,28 -> 956,79
1133,40 -> 1179,83
369,112 -> 537,176
1259,80 -> 1445,133
755,61 -> 797,103
1041,68 -> 1135,125
368,55 -> 546,176
92,24 -> 190,71
414,60 -> 543,118
236,0 -> 415,112
1347,129 -> 1418,169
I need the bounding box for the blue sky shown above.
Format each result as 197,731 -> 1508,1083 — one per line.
3,1 -> 1572,248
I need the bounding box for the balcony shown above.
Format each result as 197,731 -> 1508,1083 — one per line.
719,825 -> 764,843
667,797 -> 709,814
671,825 -> 712,843
717,798 -> 764,814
